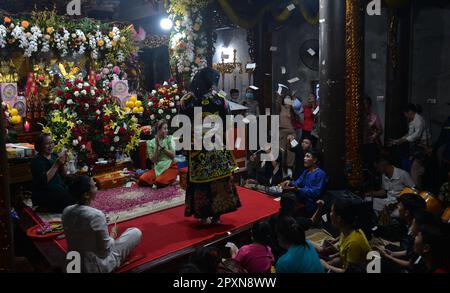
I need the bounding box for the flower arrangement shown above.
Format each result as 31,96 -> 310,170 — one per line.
40,111 -> 74,153
44,78 -> 140,162
0,10 -> 135,63
143,80 -> 180,126
95,63 -> 128,94
3,103 -> 22,126
166,2 -> 208,85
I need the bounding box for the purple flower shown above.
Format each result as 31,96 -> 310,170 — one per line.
113,66 -> 120,74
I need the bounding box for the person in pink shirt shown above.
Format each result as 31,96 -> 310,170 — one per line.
362,96 -> 383,170
233,221 -> 275,273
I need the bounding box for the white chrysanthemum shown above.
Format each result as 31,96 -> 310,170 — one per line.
166,115 -> 171,120
81,144 -> 86,150
114,136 -> 120,143
96,110 -> 101,115
172,108 -> 177,113
158,109 -> 163,114
169,102 -> 175,107
110,146 -> 115,151
150,114 -> 155,120
91,90 -> 95,96
67,99 -> 74,105
74,91 -> 80,97
84,103 -> 89,108
81,90 -> 87,95
72,139 -> 79,146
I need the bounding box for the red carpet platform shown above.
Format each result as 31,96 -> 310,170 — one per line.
23,186 -> 280,272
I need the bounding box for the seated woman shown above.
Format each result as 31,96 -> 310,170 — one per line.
31,133 -> 75,213
281,149 -> 327,217
320,198 -> 372,273
275,216 -> 324,273
139,120 -> 178,187
62,175 -> 142,273
231,220 -> 275,273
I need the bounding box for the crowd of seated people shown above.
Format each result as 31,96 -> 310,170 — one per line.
179,106 -> 450,273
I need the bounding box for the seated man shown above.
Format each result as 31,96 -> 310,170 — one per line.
413,217 -> 450,273
364,157 -> 415,214
281,149 -> 327,217
375,194 -> 427,273
246,147 -> 283,187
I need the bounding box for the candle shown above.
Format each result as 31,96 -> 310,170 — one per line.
24,121 -> 30,132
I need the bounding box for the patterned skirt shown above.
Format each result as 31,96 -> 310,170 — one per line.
184,176 -> 242,219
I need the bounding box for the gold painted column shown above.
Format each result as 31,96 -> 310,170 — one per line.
344,0 -> 364,189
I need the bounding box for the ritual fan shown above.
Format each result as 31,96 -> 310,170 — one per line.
299,39 -> 319,71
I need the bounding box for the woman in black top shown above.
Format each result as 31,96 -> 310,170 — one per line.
31,133 -> 75,213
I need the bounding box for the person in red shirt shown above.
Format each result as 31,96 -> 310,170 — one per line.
301,94 -> 317,145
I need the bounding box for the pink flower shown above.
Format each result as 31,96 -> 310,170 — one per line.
113,66 -> 120,74
96,74 -> 102,81
102,68 -> 110,75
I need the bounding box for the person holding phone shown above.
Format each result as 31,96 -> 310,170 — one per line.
139,119 -> 178,188
31,133 -> 76,213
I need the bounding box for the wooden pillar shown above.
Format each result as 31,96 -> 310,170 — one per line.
385,5 -> 411,141
0,102 -> 14,272
344,0 -> 364,189
319,0 -> 347,189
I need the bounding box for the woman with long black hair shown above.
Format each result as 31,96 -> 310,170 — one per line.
181,67 -> 241,225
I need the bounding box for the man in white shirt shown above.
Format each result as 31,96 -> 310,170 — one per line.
364,158 -> 415,213
391,103 -> 430,188
392,104 -> 429,146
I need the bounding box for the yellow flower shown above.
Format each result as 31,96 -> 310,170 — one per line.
109,31 -> 114,38
111,40 -> 117,47
97,39 -> 104,47
125,100 -> 135,108
103,107 -> 113,116
120,36 -> 126,44
46,27 -> 54,34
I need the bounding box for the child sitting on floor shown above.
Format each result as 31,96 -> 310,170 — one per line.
320,198 -> 372,273
231,220 -> 275,273
275,216 -> 324,273
139,119 -> 178,188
